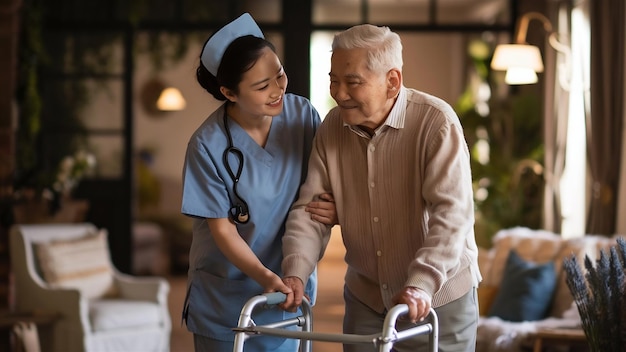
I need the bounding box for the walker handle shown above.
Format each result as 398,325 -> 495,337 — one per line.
263,292 -> 287,305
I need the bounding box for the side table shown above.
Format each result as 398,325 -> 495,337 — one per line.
0,311 -> 60,352
532,328 -> 588,352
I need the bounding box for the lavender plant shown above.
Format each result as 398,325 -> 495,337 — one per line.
563,237 -> 626,352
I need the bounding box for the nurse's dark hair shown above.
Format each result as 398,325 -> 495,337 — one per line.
197,35 -> 276,101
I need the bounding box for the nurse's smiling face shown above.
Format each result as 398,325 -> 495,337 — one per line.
224,47 -> 288,119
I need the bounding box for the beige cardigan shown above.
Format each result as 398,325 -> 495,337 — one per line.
282,87 -> 482,312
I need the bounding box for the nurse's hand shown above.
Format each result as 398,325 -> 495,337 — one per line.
279,276 -> 305,312
259,271 -> 293,297
306,193 -> 338,226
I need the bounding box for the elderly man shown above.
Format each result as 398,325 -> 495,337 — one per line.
281,23 -> 481,352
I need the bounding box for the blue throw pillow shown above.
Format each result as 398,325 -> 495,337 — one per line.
487,249 -> 557,322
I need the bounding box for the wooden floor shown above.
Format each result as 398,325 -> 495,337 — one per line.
168,227 -> 347,352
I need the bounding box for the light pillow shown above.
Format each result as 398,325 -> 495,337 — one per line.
36,229 -> 118,299
487,249 -> 556,322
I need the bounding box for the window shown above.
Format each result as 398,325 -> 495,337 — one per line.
560,1 -> 590,237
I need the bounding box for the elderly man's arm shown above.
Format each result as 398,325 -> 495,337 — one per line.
404,115 -> 476,318
281,134 -> 333,310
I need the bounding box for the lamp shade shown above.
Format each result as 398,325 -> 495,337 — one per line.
491,44 -> 544,72
491,44 -> 545,85
156,87 -> 186,111
505,67 -> 539,85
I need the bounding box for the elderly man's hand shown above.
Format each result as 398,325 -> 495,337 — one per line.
279,276 -> 305,312
392,287 -> 432,323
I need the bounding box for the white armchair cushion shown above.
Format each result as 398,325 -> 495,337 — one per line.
35,229 -> 117,299
89,300 -> 162,331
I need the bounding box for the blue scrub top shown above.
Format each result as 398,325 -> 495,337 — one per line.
181,93 -> 320,343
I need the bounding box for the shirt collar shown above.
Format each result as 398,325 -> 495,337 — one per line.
344,86 -> 407,137
384,86 -> 407,130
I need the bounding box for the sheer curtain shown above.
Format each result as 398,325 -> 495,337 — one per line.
542,2 -> 571,234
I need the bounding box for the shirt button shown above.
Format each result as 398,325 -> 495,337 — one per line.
373,217 -> 379,222
370,182 -> 375,188
382,284 -> 388,290
376,250 -> 382,257
369,145 -> 375,152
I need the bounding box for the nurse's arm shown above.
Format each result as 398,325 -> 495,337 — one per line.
206,218 -> 292,294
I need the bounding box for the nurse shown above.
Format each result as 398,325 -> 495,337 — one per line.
180,13 -> 336,352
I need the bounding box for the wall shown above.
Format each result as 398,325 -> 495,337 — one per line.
133,36 -> 220,215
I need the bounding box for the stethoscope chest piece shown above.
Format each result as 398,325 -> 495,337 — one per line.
223,109 -> 250,224
237,212 -> 249,223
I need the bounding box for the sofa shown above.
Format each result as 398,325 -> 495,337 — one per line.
476,226 -> 621,352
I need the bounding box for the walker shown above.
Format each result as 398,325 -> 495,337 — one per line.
232,292 -> 438,352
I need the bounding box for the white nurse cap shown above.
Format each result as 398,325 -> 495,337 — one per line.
200,13 -> 265,76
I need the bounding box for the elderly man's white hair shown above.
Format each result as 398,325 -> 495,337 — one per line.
331,24 -> 404,74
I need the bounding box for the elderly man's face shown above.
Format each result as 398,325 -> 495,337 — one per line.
329,48 -> 397,130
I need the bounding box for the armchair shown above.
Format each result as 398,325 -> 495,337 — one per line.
10,223 -> 171,352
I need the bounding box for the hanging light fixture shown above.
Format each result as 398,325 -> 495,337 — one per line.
491,12 -> 570,85
156,87 -> 186,111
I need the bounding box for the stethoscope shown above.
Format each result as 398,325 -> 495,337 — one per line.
222,108 -> 250,224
